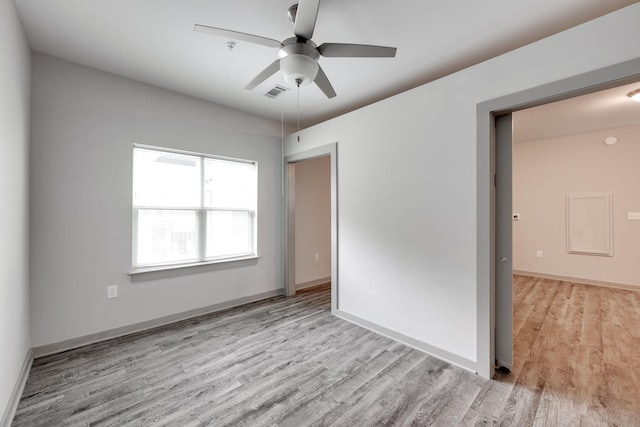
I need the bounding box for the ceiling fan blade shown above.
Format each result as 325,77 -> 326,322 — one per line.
195,24 -> 282,48
293,0 -> 320,40
318,43 -> 397,58
314,65 -> 336,99
245,59 -> 281,90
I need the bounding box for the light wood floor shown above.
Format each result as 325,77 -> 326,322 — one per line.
506,275 -> 640,426
12,279 -> 640,426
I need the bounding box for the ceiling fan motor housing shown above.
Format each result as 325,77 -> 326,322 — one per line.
279,38 -> 319,86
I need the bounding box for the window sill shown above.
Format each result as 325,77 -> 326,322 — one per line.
129,255 -> 259,275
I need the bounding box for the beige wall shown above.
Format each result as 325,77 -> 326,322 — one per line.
513,124 -> 640,287
294,156 -> 331,287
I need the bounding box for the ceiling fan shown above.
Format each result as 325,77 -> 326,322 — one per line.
195,0 -> 397,98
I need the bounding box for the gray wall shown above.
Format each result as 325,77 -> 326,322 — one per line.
0,0 -> 31,416
30,54 -> 284,348
284,4 -> 640,373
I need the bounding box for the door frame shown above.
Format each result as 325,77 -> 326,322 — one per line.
494,113 -> 513,372
284,143 -> 338,313
476,57 -> 640,378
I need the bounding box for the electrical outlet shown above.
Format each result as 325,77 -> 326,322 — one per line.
315,253 -> 320,262
107,285 -> 118,299
628,212 -> 640,220
536,250 -> 543,258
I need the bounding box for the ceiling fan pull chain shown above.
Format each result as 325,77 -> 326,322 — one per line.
297,82 -> 301,142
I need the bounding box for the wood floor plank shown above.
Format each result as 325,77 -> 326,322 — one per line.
309,350 -> 429,426
460,358 -> 522,425
580,284 -> 603,348
513,277 -> 562,363
512,275 -> 548,337
506,277 -> 640,427
12,279 -> 640,426
275,349 -> 410,427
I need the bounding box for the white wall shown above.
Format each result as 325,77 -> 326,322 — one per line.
30,53 -> 284,348
294,156 -> 331,286
284,4 -> 640,369
0,0 -> 31,417
513,125 -> 640,287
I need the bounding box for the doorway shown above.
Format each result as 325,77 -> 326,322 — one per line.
290,155 -> 331,291
476,57 -> 640,378
502,80 -> 640,356
284,143 -> 338,313
494,80 -> 640,373
490,83 -> 640,423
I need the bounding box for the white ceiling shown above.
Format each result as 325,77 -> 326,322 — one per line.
514,81 -> 640,143
14,0 -> 639,130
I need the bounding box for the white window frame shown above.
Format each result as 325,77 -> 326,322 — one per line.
131,144 -> 258,273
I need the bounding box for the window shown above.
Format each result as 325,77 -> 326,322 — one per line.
132,146 -> 257,270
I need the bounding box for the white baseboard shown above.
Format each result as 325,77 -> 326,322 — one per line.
33,289 -> 284,358
1,349 -> 33,427
295,277 -> 331,291
335,309 -> 477,374
514,270 -> 640,292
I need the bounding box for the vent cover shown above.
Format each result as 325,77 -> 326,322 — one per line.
264,85 -> 289,99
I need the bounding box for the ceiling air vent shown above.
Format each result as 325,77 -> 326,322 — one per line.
264,85 -> 289,99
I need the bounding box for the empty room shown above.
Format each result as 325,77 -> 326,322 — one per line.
494,85 -> 640,423
2,0 -> 640,425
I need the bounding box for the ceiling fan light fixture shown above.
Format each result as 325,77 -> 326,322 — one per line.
195,0 -> 396,98
627,88 -> 640,102
280,54 -> 318,87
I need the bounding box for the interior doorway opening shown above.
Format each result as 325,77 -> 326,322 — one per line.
494,80 -> 640,371
289,155 -> 332,294
511,82 -> 640,288
476,57 -> 640,379
489,76 -> 640,422
284,143 -> 338,313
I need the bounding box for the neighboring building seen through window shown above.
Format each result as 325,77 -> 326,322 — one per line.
133,146 -> 257,269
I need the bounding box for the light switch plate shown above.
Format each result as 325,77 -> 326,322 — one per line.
628,212 -> 640,220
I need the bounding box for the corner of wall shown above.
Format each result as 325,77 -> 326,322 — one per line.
0,0 -> 32,422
